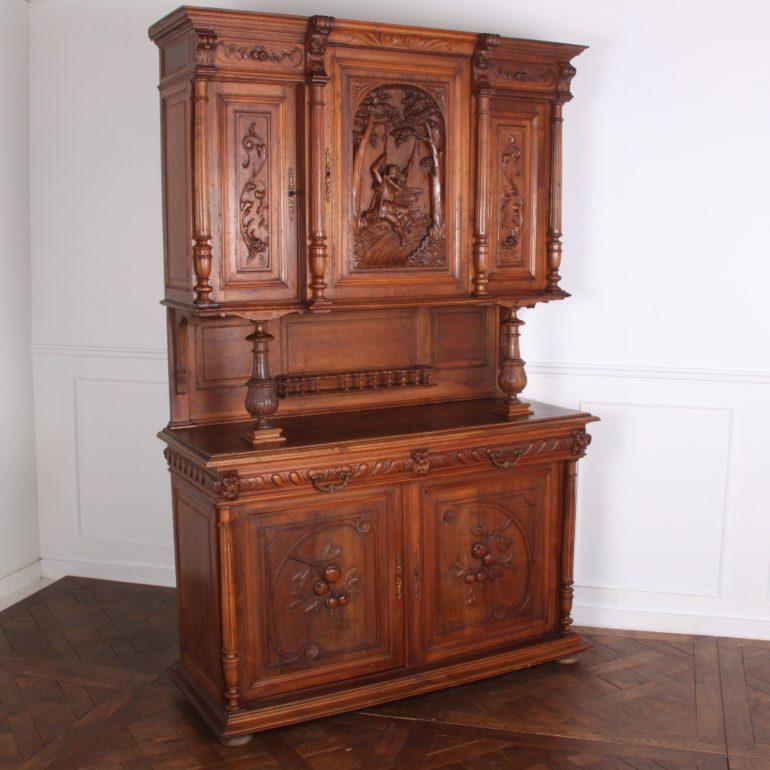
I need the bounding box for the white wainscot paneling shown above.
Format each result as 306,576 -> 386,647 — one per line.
32,346 -> 175,586
577,401 -> 731,598
527,364 -> 770,639
75,378 -> 171,548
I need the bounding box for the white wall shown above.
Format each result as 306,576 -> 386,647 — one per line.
0,0 -> 41,597
27,0 -> 770,636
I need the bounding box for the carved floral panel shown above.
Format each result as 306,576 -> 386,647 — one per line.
495,125 -> 529,267
260,512 -> 380,667
351,83 -> 447,269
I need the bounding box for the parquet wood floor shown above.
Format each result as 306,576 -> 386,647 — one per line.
0,577 -> 766,769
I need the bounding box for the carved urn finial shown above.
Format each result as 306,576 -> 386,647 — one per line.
242,321 -> 286,446
495,306 -> 533,418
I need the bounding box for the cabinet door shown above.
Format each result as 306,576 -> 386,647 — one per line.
209,81 -> 301,302
239,486 -> 404,698
486,97 -> 548,291
410,466 -> 559,664
326,45 -> 471,298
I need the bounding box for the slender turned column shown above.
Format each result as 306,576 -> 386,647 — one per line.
218,506 -> 240,711
305,16 -> 334,308
547,64 -> 576,293
191,71 -> 215,305
559,459 -> 578,633
471,34 -> 500,296
242,322 -> 285,445
495,306 -> 532,418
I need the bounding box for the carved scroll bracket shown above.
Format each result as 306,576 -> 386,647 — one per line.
495,306 -> 532,418
242,321 -> 285,446
305,16 -> 335,309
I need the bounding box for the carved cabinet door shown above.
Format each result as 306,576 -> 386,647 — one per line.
238,485 -> 404,698
485,97 -> 549,292
326,45 -> 471,299
208,81 -> 301,302
409,465 -> 560,664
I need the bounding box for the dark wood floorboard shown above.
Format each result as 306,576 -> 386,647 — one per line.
0,577 -> 766,769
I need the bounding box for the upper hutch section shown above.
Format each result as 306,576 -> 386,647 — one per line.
149,7 -> 585,318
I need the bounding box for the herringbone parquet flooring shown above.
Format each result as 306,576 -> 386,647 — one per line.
0,577 -> 767,769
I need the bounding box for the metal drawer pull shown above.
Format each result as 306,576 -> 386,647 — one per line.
308,470 -> 351,493
486,447 -> 524,468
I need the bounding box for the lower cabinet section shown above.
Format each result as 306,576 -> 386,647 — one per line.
166,419 -> 593,741
236,486 -> 405,698
411,465 -> 560,664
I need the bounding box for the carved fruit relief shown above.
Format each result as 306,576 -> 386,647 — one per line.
239,120 -> 269,266
351,84 -> 447,269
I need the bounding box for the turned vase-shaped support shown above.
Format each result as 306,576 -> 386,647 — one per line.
242,321 -> 285,446
495,306 -> 533,418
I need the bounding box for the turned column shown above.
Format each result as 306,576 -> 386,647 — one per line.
191,33 -> 217,305
471,33 -> 500,296
546,64 -> 576,293
305,16 -> 334,308
495,306 -> 532,418
242,321 -> 285,445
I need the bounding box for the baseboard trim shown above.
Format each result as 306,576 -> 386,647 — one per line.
41,558 -> 176,588
574,604 -> 770,640
0,560 -> 48,610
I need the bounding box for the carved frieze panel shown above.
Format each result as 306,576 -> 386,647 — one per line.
487,59 -> 557,91
351,84 -> 447,269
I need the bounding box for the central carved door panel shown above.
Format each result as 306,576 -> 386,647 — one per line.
208,81 -> 302,302
327,46 -> 471,298
409,466 -> 560,664
238,485 -> 404,698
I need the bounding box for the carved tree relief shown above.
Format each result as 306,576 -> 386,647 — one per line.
239,121 -> 269,265
498,132 -> 524,264
351,84 -> 447,269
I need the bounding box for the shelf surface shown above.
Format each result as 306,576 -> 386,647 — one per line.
160,398 -> 598,464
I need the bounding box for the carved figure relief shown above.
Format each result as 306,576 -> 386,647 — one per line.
499,132 -> 524,263
351,84 -> 446,269
239,122 -> 269,265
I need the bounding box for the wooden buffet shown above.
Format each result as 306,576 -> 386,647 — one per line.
149,6 -> 596,745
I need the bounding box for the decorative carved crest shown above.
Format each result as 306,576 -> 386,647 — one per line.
499,134 -> 524,262
351,84 -> 446,269
305,15 -> 335,80
472,33 -> 501,90
334,30 -> 459,52
491,63 -> 555,85
239,123 -> 269,264
217,41 -> 302,66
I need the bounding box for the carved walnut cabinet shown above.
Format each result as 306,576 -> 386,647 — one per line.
150,6 -> 596,745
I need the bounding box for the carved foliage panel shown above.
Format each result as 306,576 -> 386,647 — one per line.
416,467 -> 557,661
216,83 -> 298,298
488,100 -> 546,285
331,48 -> 470,295
241,489 -> 403,696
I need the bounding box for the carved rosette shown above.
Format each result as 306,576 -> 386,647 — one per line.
239,123 -> 269,265
351,84 -> 446,269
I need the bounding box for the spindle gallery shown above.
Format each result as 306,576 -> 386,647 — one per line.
149,6 -> 596,745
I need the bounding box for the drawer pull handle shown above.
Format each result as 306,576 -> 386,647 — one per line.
487,447 -> 524,468
308,470 -> 351,493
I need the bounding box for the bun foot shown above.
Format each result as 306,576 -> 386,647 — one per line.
556,655 -> 580,665
220,733 -> 254,747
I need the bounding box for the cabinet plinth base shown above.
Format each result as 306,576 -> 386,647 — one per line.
173,632 -> 591,742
